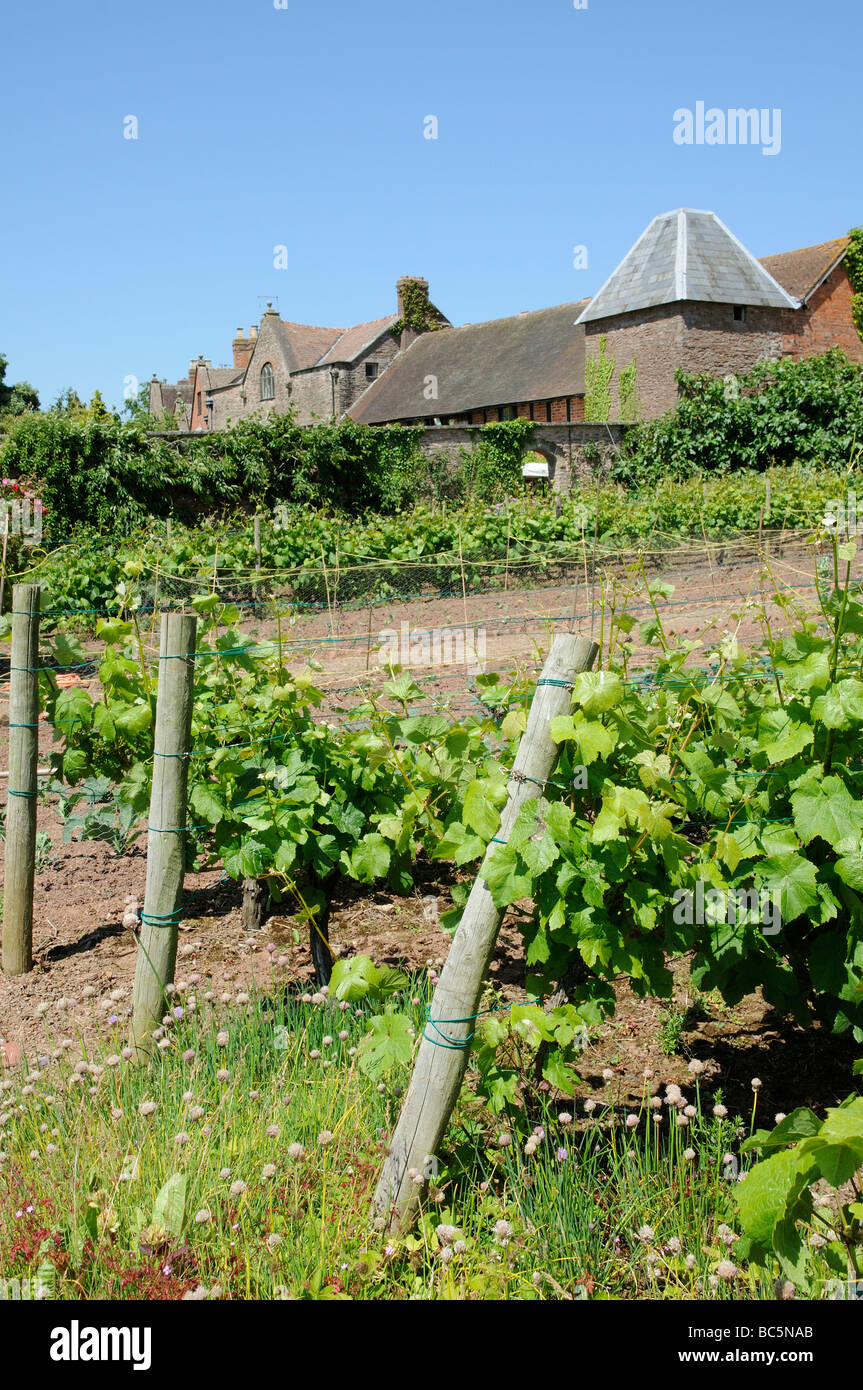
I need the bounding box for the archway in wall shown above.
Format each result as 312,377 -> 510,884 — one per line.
521,447 -> 556,491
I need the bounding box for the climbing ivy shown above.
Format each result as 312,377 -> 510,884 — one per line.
618,358 -> 641,423
390,281 -> 449,339
583,335 -> 615,422
845,227 -> 863,342
455,418 -> 535,500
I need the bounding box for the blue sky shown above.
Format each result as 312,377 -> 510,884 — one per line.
2,0 -> 861,410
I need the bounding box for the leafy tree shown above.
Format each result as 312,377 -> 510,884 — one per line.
51,388 -> 87,418
122,382 -> 154,426
0,353 -> 40,417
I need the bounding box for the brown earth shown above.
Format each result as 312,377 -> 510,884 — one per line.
0,534 -> 858,1120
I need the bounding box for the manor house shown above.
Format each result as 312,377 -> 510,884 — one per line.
149,209 -> 862,431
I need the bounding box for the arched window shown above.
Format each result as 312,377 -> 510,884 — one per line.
260,363 -> 275,401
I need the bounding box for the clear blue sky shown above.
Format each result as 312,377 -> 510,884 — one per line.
2,0 -> 861,410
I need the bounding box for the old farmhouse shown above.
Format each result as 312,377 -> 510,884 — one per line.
149,210 -> 862,432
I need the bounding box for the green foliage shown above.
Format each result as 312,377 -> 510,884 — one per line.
27,524 -> 863,1124
329,955 -> 409,1005
614,349 -> 863,484
0,353 -> 40,418
657,1003 -> 687,1056
390,280 -> 448,338
584,335 -> 614,422
357,1013 -> 415,1080
845,228 -> 863,342
454,419 -> 534,501
618,358 -> 641,423
736,1098 -> 863,1293
0,410 -> 540,539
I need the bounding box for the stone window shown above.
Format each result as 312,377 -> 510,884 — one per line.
365,362 -> 379,380
260,363 -> 275,401
733,305 -> 747,323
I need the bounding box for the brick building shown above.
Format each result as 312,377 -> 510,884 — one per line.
574,210 -> 862,419
149,211 -> 862,430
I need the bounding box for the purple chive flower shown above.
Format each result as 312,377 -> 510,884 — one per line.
173,1007 -> 184,1020
107,1015 -> 119,1026
556,1146 -> 568,1161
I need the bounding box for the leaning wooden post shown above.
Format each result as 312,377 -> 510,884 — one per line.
373,631 -> 599,1230
131,610 -> 197,1052
2,584 -> 41,975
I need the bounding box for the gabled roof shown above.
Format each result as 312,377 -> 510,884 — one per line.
202,366 -> 243,390
758,236 -> 851,303
273,321 -> 344,373
576,209 -> 800,324
316,315 -> 399,366
159,382 -> 193,411
349,301 -> 588,424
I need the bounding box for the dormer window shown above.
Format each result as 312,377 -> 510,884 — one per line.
733,305 -> 746,323
260,363 -> 275,401
365,362 -> 379,380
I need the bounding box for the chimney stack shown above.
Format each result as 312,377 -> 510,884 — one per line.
396,276 -> 435,350
232,327 -> 255,371
397,276 -> 429,320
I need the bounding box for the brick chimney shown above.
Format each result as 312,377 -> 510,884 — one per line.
232,328 -> 255,371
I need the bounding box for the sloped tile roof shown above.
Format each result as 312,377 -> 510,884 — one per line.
316,315 -> 399,365
201,366 -> 243,390
758,237 -> 851,302
349,302 -> 588,424
275,321 -> 344,373
576,209 -> 800,323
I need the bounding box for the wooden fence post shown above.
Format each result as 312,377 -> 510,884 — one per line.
2,584 -> 41,975
372,631 -> 599,1230
253,514 -> 262,571
131,611 -> 197,1052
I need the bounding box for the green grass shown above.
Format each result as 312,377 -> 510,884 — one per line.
0,981 -> 813,1300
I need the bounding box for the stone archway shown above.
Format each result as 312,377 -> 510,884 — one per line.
521,445 -> 557,490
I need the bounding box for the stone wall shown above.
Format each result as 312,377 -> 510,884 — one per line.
288,330 -> 404,424
584,302 -> 786,420
412,422 -> 628,491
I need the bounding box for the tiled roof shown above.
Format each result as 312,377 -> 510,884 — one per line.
275,322 -> 343,373
202,366 -> 243,390
349,302 -> 588,424
758,237 -> 851,302
576,209 -> 800,323
316,315 -> 399,365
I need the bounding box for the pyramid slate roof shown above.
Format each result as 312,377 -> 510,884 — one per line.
575,209 -> 800,324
